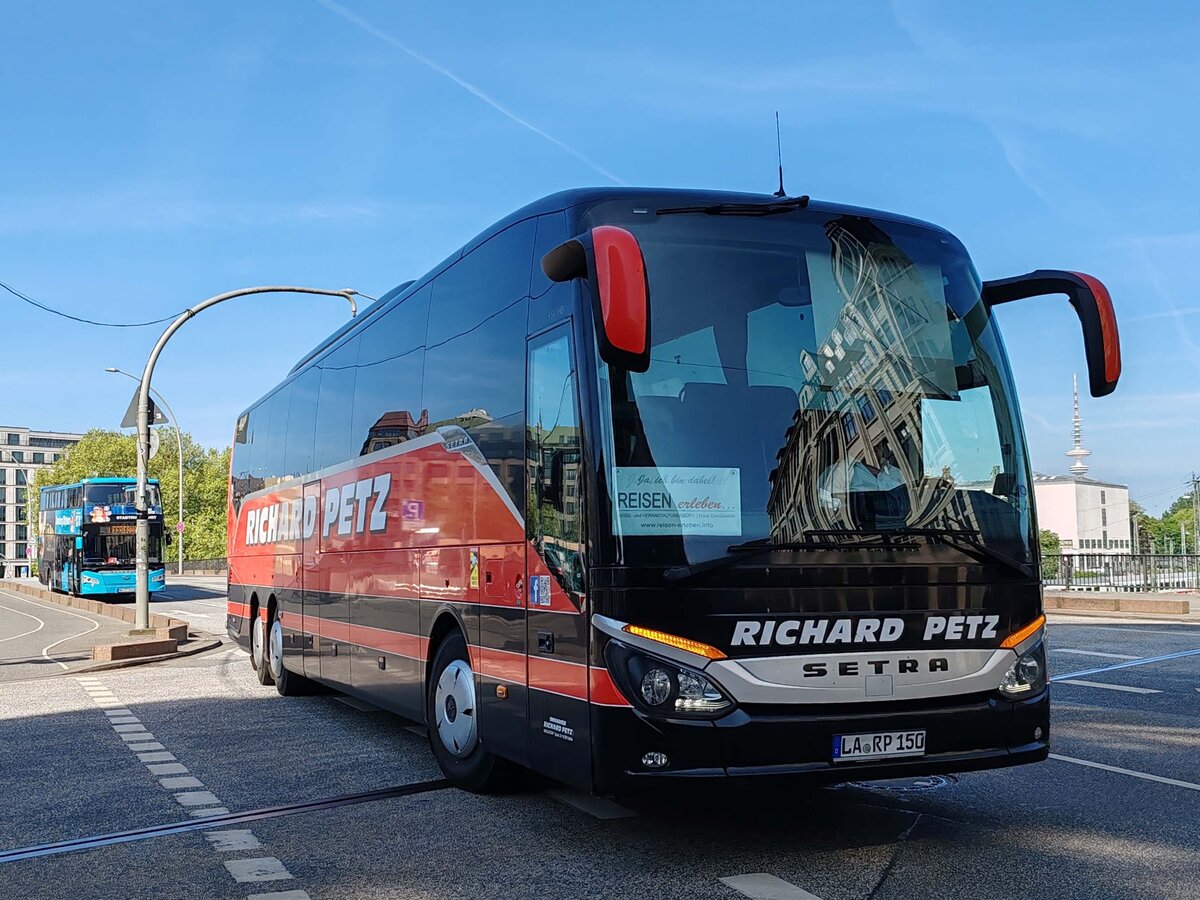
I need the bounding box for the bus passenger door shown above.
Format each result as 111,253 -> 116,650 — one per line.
301,480 -> 322,680
524,326 -> 592,789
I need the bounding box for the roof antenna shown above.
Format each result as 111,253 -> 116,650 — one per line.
773,111 -> 786,197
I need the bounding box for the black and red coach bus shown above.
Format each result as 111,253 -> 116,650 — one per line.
227,187 -> 1120,793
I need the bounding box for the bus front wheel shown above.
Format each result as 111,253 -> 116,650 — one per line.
269,615 -> 312,697
426,631 -> 513,793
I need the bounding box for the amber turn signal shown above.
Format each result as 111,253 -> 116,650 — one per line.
622,625 -> 727,660
1000,614 -> 1046,649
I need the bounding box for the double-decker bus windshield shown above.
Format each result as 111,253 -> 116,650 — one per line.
85,482 -> 160,508
588,203 -> 1034,570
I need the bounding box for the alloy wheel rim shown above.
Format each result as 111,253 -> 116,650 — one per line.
434,659 -> 478,758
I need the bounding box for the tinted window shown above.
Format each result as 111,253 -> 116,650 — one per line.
350,286 -> 430,457
427,219 -> 535,346
263,387 -> 292,488
423,222 -> 534,506
285,369 -> 320,478
313,338 -> 359,470
529,212 -> 573,331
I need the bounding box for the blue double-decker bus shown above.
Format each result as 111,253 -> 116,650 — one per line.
37,477 -> 167,597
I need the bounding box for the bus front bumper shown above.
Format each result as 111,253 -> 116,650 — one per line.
591,689 -> 1049,792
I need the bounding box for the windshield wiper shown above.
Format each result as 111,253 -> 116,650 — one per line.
808,528 -> 1032,577
656,195 -> 811,217
663,535 -> 884,584
662,528 -> 1033,584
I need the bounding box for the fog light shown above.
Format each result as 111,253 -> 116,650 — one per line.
642,751 -> 669,769
1034,726 -> 1044,741
640,668 -> 672,706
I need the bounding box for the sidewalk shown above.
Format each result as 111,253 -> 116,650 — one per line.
1044,589 -> 1197,618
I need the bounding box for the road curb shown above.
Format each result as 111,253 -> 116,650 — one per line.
1044,590 -> 1195,617
74,636 -> 225,673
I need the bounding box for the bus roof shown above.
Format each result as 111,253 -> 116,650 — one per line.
276,186 -> 952,397
42,477 -> 160,490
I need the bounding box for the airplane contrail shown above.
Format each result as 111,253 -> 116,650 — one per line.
316,0 -> 626,185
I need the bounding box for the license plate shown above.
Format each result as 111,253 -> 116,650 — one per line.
117,587 -> 134,593
832,729 -> 926,762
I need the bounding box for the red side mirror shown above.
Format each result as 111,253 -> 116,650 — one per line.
541,225 -> 651,372
982,270 -> 1120,397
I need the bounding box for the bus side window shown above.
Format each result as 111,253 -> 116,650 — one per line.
527,330 -> 584,596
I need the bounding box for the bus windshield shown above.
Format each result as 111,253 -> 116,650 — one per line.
82,530 -> 163,567
588,203 -> 1034,569
85,483 -> 161,508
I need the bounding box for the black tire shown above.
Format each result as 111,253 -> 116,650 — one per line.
268,613 -> 311,696
426,631 -> 513,792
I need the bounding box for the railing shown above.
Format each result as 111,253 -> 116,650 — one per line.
180,558 -> 227,575
1043,554 -> 1200,592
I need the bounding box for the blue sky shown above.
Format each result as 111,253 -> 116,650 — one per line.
1,2 -> 1196,513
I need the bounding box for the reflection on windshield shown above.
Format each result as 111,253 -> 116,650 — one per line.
85,484 -> 161,509
590,205 -> 1033,567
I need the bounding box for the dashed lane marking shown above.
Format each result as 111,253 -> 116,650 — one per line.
223,857 -> 293,883
1056,679 -> 1161,694
189,807 -> 231,818
204,830 -> 261,852
1,591 -> 102,670
246,892 -> 312,900
1050,753 -> 1200,792
719,873 -> 824,899
159,776 -> 204,790
174,790 -> 222,808
129,742 -> 168,752
1053,648 -> 1140,660
147,763 -> 188,776
137,751 -> 177,763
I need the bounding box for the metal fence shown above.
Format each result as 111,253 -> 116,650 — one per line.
180,558 -> 227,575
1042,554 -> 1200,592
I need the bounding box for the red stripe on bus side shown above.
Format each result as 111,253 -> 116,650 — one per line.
589,667 -> 632,707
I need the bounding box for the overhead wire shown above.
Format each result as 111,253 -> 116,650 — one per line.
0,278 -> 182,328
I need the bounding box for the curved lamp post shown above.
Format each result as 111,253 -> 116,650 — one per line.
106,368 -> 185,577
131,286 -> 359,630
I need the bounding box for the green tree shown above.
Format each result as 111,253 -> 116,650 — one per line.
1039,529 -> 1062,579
29,429 -> 231,563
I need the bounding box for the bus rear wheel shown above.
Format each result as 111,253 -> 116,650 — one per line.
251,613 -> 272,685
268,615 -> 312,697
426,631 -> 513,793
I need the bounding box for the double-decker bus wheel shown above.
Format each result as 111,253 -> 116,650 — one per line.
427,632 -> 512,793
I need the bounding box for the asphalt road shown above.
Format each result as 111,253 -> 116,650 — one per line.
0,590 -> 1196,899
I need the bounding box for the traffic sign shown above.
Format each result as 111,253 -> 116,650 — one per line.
120,389 -> 168,428
175,521 -> 185,533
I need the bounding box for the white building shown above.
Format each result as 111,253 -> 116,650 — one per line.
1031,376 -> 1131,555
0,426 -> 82,578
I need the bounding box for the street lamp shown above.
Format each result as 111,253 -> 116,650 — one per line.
130,286 -> 359,631
106,368 -> 185,577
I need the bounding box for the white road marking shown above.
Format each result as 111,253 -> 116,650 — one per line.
175,790 -> 222,807
129,741 -> 167,752
103,708 -> 134,718
720,873 -> 824,899
159,776 -> 204,789
1053,648 -> 1139,660
0,591 -> 102,670
109,716 -> 140,725
204,830 -> 261,851
0,602 -> 46,644
224,857 -> 293,883
189,807 -> 231,818
137,751 -> 176,762
113,723 -> 147,733
546,789 -> 637,820
1056,679 -> 1162,694
119,731 -> 157,742
147,762 -> 189,775
1050,753 -> 1200,792
246,892 -> 312,900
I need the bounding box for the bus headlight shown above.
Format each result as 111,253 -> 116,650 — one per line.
605,641 -> 733,719
999,641 -> 1047,698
